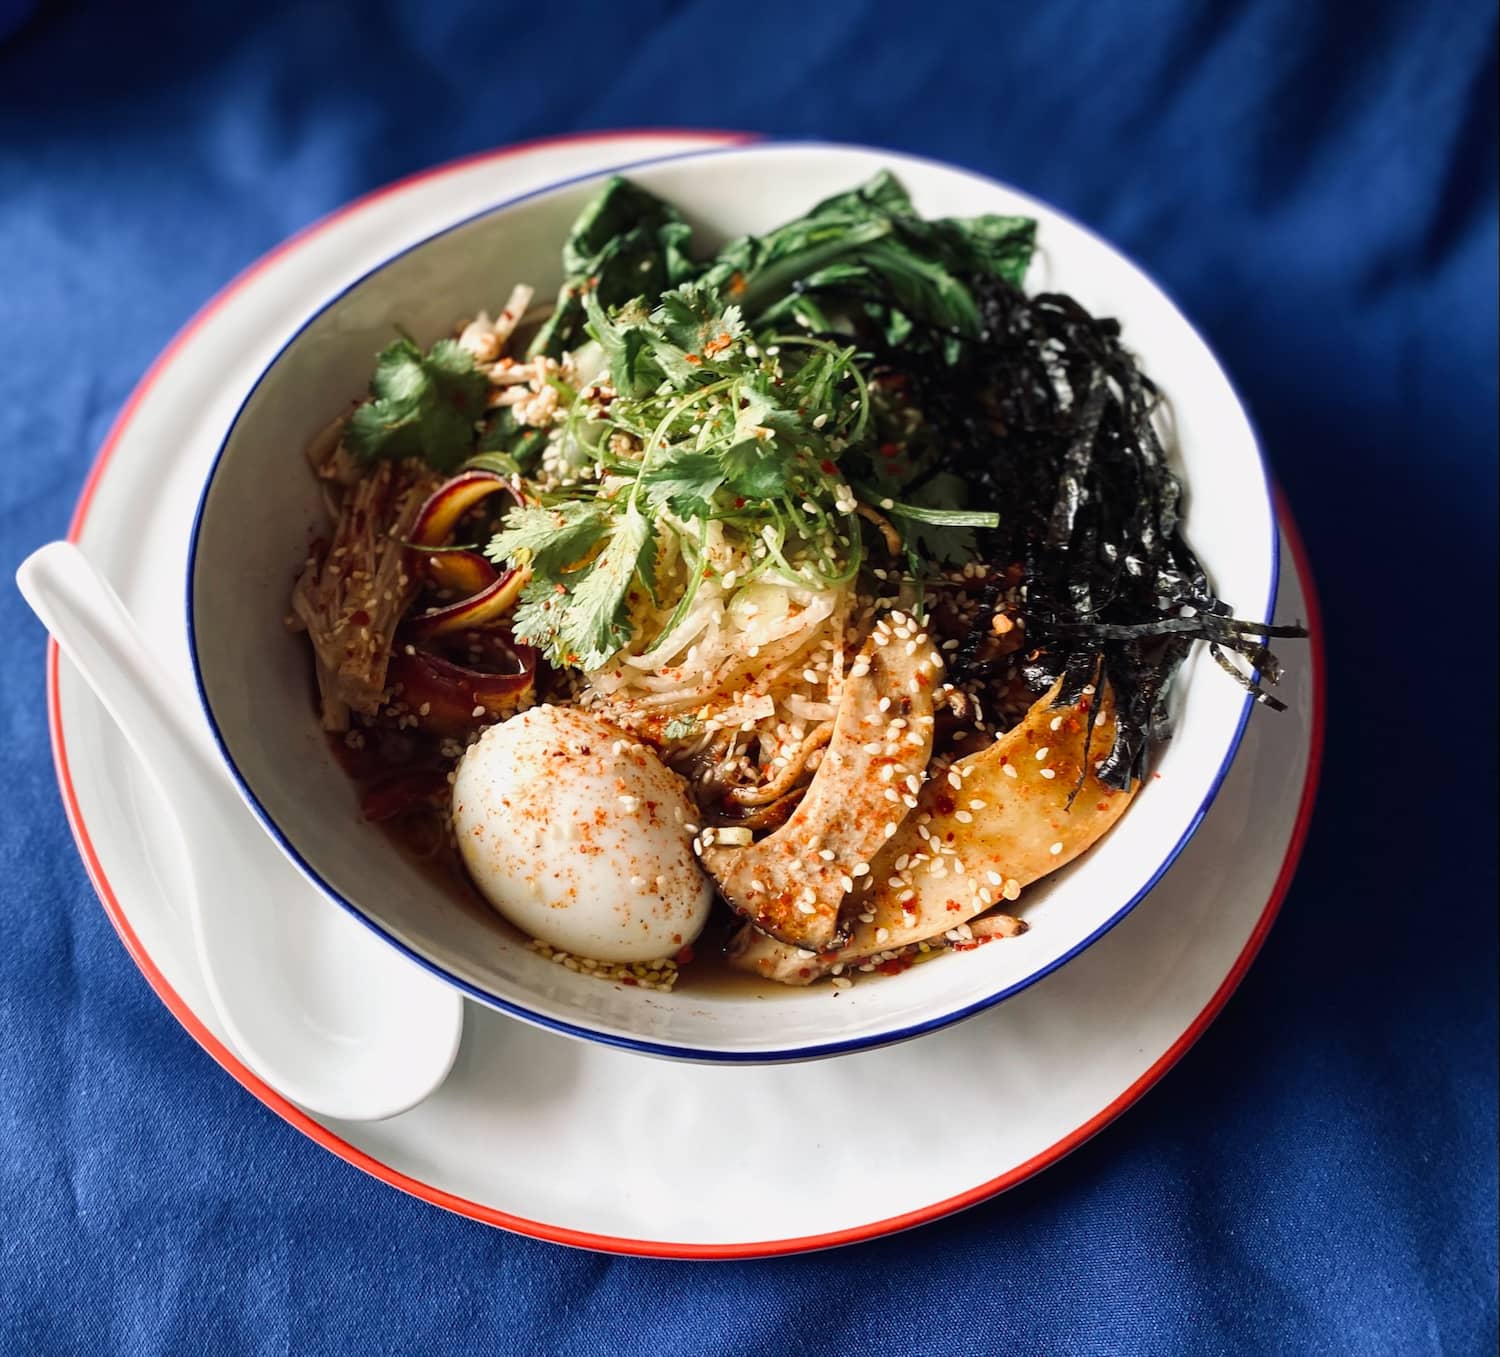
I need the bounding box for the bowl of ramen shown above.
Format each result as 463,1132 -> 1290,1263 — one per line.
186,142 -> 1295,1060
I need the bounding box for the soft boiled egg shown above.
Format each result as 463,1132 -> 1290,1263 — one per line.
451,705 -> 712,963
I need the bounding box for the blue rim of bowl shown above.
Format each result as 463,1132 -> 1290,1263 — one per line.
185,138 -> 1280,1063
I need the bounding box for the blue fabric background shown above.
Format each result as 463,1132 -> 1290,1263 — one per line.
2,2 -> 1495,1353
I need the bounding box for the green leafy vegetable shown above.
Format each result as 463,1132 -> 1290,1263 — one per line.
497,503 -> 657,670
345,337 -> 489,471
662,715 -> 701,741
699,169 -> 1036,355
864,473 -> 998,565
478,170 -> 1043,668
528,177 -> 698,360
486,501 -> 611,578
475,408 -> 548,471
639,450 -> 725,519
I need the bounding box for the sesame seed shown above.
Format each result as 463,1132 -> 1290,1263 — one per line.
1035,747 -> 1050,761
986,870 -> 1003,885
1050,715 -> 1064,731
1040,768 -> 1056,779
947,771 -> 963,790
818,848 -> 836,861
883,822 -> 898,838
1050,841 -> 1063,855
852,863 -> 870,877
840,874 -> 855,892
955,810 -> 973,824
1003,764 -> 1019,779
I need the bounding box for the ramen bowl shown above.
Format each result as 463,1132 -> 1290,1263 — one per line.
187,141 -> 1277,1062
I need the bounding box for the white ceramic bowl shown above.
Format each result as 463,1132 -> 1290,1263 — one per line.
187,142 -> 1277,1061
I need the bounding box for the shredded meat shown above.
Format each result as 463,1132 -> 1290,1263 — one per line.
289,451 -> 440,730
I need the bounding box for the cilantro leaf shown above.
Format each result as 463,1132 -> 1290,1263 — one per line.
721,440 -> 792,500
735,371 -> 805,439
582,290 -> 660,400
550,508 -> 655,669
640,450 -> 725,520
486,501 -> 611,576
650,283 -> 744,357
345,337 -> 488,471
662,715 -> 701,741
509,575 -> 569,664
491,502 -> 656,669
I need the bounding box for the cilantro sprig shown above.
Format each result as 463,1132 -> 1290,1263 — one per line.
476,170 -> 1024,672
345,335 -> 489,471
486,283 -> 886,669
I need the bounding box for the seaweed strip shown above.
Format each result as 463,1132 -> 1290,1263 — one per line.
846,277 -> 1305,790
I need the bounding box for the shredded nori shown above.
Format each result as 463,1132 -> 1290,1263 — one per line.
851,278 -> 1306,791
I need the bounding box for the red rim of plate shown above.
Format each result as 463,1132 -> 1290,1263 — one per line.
44,130 -> 1327,1260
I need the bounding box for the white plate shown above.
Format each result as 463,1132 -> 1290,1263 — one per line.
47,132 -> 1323,1257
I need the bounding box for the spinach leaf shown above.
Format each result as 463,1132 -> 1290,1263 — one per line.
528,177 -> 700,359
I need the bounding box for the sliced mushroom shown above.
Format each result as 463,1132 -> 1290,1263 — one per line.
290,458 -> 440,729
731,678 -> 1136,982
699,613 -> 943,950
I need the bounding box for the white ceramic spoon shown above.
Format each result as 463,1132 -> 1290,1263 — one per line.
18,542 -> 464,1121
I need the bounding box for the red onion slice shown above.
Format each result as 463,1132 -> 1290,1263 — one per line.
386,643 -> 535,733
407,470 -> 520,592
405,566 -> 530,640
